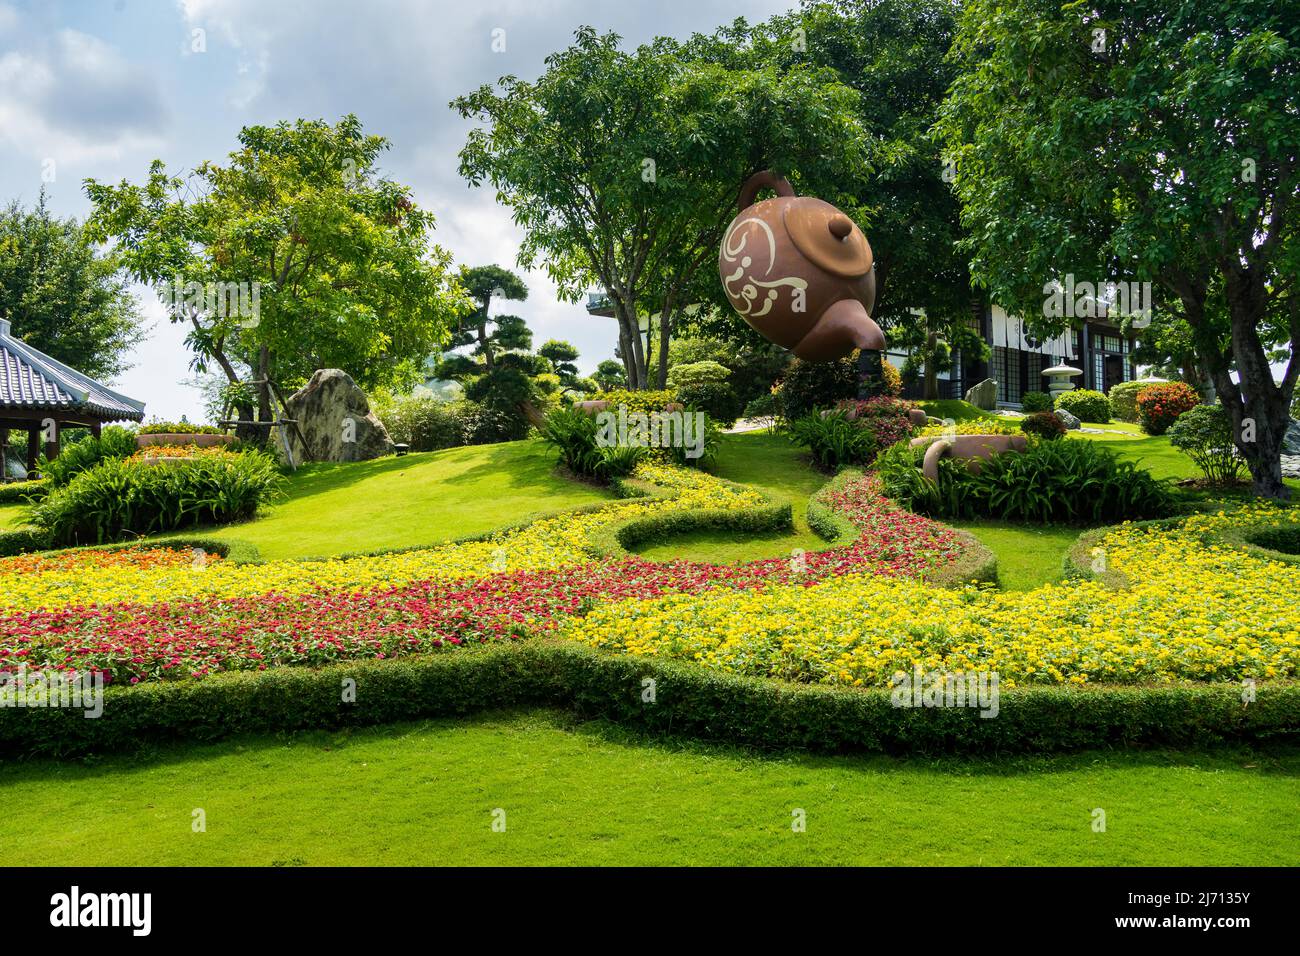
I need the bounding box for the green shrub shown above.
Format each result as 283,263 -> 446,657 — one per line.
661,414 -> 722,469
1020,411 -> 1067,440
666,361 -> 741,427
1137,381 -> 1201,435
876,437 -> 1175,524
837,397 -> 917,446
30,450 -> 283,545
39,426 -> 138,487
1054,388 -> 1111,423
1107,380 -> 1147,422
539,408 -> 646,480
773,354 -> 859,421
593,389 -> 678,417
373,393 -> 465,451
1020,391 -> 1053,413
791,397 -> 917,471
1168,403 -> 1245,485
790,410 -> 880,471
4,641 -> 1297,758
742,392 -> 778,427
138,421 -> 224,435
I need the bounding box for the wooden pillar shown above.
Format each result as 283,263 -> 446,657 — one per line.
43,420 -> 59,464
0,428 -> 7,482
26,426 -> 39,476
1080,322 -> 1091,390
90,421 -> 102,439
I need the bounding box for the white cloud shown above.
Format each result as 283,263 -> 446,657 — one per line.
0,29 -> 167,165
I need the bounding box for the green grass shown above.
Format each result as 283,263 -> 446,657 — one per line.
163,439 -> 612,560
918,399 -> 1001,422
635,430 -> 839,563
947,520 -> 1082,590
2,709 -> 1296,866
0,503 -> 29,531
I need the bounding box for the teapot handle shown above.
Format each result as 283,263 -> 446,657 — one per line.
736,170 -> 795,213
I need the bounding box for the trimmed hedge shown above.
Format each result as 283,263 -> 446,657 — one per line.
3,640 -> 1296,758
0,533 -> 255,564
1054,388 -> 1111,423
589,473 -> 792,557
0,528 -> 53,557
0,480 -> 47,504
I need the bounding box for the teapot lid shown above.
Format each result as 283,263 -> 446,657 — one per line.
783,199 -> 873,279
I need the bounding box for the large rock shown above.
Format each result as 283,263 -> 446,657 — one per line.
964,378 -> 998,411
284,369 -> 395,463
1283,419 -> 1300,456
1054,408 -> 1081,430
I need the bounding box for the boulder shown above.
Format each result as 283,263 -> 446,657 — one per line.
1283,419 -> 1300,456
284,369 -> 395,463
964,378 -> 998,410
1054,408 -> 1081,430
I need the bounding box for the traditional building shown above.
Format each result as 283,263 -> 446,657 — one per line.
0,318 -> 146,478
588,289 -> 1141,409
893,304 -> 1140,407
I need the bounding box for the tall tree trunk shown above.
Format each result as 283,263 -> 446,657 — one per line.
257,344 -> 273,448
617,325 -> 635,390
628,318 -> 647,390
657,303 -> 673,390
1221,268 -> 1290,500
191,311 -> 258,443
479,294 -> 494,370
613,298 -> 645,389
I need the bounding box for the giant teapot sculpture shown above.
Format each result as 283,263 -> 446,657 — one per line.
718,171 -> 885,363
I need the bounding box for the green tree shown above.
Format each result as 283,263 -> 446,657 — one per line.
683,0 -> 984,398
452,264 -> 529,370
939,0 -> 1299,498
0,193 -> 145,380
453,27 -> 871,390
537,339 -> 581,386
84,115 -> 469,441
592,359 -> 627,391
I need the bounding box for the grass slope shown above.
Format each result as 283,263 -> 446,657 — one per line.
2,710 -> 1295,866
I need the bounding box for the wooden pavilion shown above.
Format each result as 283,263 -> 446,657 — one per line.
0,318 -> 145,479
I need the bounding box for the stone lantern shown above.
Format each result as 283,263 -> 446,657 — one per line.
1042,364 -> 1082,399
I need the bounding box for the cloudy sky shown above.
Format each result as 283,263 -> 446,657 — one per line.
0,0 -> 792,420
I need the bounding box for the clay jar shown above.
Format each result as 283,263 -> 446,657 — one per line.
718,171 -> 885,362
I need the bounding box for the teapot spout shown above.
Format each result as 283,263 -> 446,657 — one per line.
792,298 -> 886,362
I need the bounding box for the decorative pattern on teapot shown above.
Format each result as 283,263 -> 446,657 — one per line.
718,170 -> 885,363
720,216 -> 809,319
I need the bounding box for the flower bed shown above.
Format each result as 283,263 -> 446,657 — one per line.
563,506 -> 1300,688
0,469 -> 970,684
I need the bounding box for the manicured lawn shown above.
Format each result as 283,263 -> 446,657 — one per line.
166,439 -> 612,560
0,503 -> 28,531
1,709 -> 1295,866
948,520 -> 1082,589
635,430 -> 839,563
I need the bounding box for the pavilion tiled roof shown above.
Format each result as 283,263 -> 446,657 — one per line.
0,319 -> 145,423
